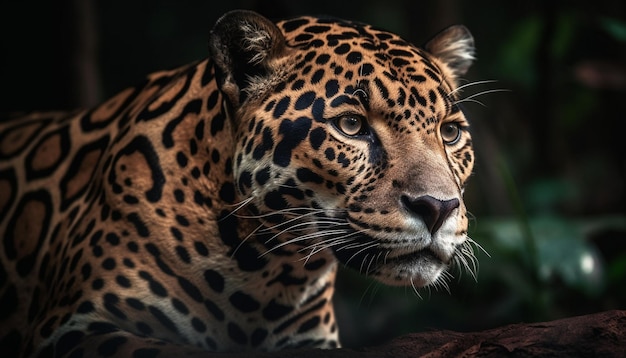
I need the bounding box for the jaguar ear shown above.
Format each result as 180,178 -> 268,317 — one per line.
425,25 -> 475,79
209,10 -> 287,108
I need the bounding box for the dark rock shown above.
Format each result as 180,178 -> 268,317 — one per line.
223,310 -> 626,357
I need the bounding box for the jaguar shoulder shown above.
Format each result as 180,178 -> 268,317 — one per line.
0,9 -> 478,357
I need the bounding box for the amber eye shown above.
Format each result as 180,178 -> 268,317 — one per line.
441,122 -> 462,144
335,115 -> 366,136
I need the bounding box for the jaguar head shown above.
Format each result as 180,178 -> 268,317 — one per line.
209,10 -> 476,288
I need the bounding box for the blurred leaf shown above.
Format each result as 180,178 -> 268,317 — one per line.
525,178 -> 580,213
552,12 -> 577,60
607,253 -> 626,283
474,215 -> 626,295
601,17 -> 626,42
495,16 -> 541,87
557,87 -> 598,128
532,216 -> 604,294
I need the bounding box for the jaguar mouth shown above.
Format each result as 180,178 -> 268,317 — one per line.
385,248 -> 444,267
379,247 -> 449,285
330,240 -> 449,287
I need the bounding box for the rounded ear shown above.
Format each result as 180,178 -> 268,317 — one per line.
208,10 -> 287,107
425,25 -> 475,78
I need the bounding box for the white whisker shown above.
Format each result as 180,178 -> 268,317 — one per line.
235,207 -> 328,220
230,221 -> 264,259
358,279 -> 381,309
296,228 -> 368,260
344,242 -> 380,267
453,88 -> 512,106
455,98 -> 488,107
409,277 -> 423,299
467,236 -> 490,258
365,254 -> 377,276
260,222 -> 354,257
258,211 -> 334,233
261,219 -> 345,245
259,229 -> 348,257
447,79 -> 499,96
359,253 -> 369,275
300,239 -> 351,259
219,197 -> 254,221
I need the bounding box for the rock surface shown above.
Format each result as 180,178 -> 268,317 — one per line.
223,310 -> 626,357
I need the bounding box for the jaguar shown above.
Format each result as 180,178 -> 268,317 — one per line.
0,9 -> 478,357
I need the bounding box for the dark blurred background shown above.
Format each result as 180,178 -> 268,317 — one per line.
2,0 -> 624,349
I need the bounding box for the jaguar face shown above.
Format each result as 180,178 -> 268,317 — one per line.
210,12 -> 476,288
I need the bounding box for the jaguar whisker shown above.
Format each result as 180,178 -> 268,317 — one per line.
409,277 -> 424,299
453,88 -> 511,106
259,229 -> 351,257
343,242 -> 380,267
447,79 -> 499,97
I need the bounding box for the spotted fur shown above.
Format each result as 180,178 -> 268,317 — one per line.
0,10 -> 477,357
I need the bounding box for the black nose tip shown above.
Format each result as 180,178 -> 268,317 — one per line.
401,195 -> 460,235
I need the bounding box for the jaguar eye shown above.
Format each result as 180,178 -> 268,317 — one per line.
335,115 -> 366,136
441,122 -> 462,145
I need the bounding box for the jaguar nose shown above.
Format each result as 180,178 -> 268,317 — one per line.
401,195 -> 460,235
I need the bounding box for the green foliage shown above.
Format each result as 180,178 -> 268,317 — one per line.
601,17 -> 626,42
496,16 -> 542,87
